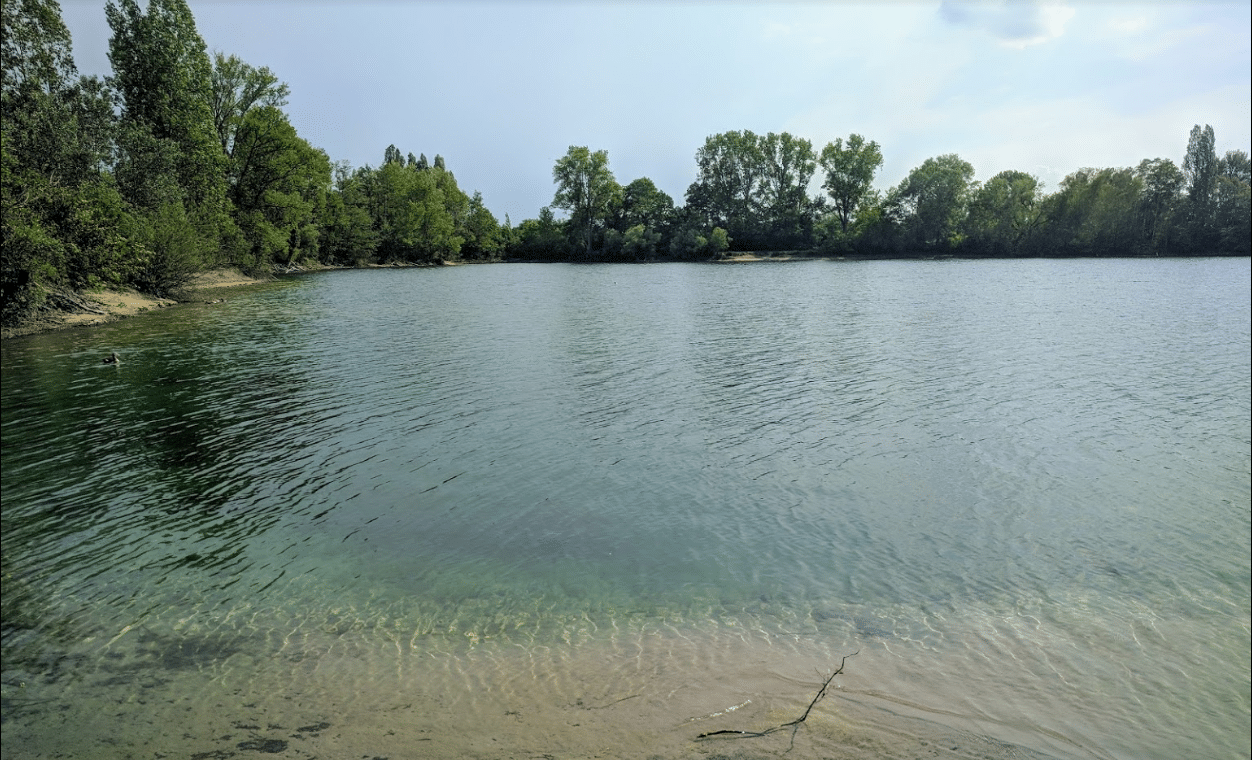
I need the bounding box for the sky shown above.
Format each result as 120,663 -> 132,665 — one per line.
59,0 -> 1251,224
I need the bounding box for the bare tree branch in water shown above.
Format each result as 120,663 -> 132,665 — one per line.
695,652 -> 858,750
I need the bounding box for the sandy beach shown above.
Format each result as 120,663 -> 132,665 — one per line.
1,268 -> 270,339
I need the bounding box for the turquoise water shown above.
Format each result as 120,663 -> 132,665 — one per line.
2,258 -> 1249,759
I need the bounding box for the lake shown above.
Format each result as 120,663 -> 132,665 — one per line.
1,258 -> 1248,759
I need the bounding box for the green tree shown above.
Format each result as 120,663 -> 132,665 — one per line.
511,206 -> 571,260
552,145 -> 619,257
210,52 -> 289,155
228,105 -> 330,270
320,163 -> 379,265
964,170 -> 1042,257
1181,124 -> 1218,249
369,159 -> 461,262
2,0 -> 146,318
1218,149 -> 1250,184
757,131 -> 817,247
887,154 -> 975,250
1134,158 -> 1184,255
1043,167 -> 1142,257
1214,150 -> 1250,254
686,130 -> 764,248
460,190 -> 502,260
669,224 -> 730,259
431,163 -> 470,260
819,134 -> 883,234
611,177 -> 673,231
106,0 -> 225,221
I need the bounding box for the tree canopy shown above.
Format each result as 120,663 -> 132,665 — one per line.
552,146 -> 619,258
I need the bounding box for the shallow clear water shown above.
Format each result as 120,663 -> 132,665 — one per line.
2,258 -> 1249,759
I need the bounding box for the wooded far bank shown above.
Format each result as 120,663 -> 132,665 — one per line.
4,0 -> 1250,327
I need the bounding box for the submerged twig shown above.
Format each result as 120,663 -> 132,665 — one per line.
696,651 -> 858,748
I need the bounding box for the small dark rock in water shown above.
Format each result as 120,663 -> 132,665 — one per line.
296,721 -> 331,733
237,738 -> 288,753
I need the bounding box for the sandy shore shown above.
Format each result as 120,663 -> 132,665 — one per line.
1,268 -> 270,339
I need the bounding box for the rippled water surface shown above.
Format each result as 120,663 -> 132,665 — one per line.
2,258 -> 1249,759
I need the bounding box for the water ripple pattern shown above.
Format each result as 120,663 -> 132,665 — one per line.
2,258 -> 1248,760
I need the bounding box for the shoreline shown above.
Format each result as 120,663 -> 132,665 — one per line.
0,268 -> 272,340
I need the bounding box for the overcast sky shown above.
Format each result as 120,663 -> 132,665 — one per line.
60,0 -> 1251,224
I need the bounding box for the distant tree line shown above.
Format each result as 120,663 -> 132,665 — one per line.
531,127 -> 1248,262
3,0 -> 1249,325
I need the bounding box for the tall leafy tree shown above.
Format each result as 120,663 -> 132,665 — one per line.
460,190 -> 502,260
228,105 -> 330,269
1214,149 -> 1251,254
1181,124 -> 1218,249
1134,158 -> 1184,255
106,0 -> 225,218
964,170 -> 1042,257
369,159 -> 461,262
320,162 -> 379,265
611,177 -> 673,231
887,154 -> 975,250
552,145 -> 619,257
1,0 -> 76,99
757,131 -> 817,247
2,0 -> 144,316
686,130 -> 764,247
210,52 -> 289,156
1043,167 -> 1143,257
819,134 -> 883,233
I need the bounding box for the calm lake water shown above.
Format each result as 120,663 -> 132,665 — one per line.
1,258 -> 1248,759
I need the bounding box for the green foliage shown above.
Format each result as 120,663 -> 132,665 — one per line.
611,177 -> 674,232
106,0 -> 226,219
887,154 -> 976,251
686,130 -> 765,248
1134,158 -> 1184,255
461,191 -> 503,260
320,163 -> 378,265
1044,168 -> 1143,257
552,146 -> 619,257
1,0 -> 77,99
820,134 -> 883,233
758,131 -> 818,247
511,207 -> 571,260
964,170 -> 1042,257
370,159 -> 463,263
686,130 -> 821,250
1214,175 -> 1251,254
669,224 -> 730,260
228,105 -> 330,270
129,201 -> 211,295
210,51 -> 289,156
